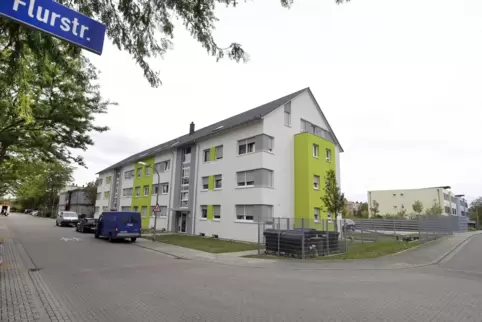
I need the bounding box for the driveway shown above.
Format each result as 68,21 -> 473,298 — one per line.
1,213 -> 482,322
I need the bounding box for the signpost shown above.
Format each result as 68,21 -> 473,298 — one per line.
153,205 -> 161,213
0,0 -> 106,54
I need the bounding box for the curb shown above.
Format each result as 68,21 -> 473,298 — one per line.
132,232 -> 481,271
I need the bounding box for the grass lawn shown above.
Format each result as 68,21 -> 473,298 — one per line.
154,234 -> 259,254
244,241 -> 421,260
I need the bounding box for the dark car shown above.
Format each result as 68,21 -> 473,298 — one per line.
76,214 -> 97,233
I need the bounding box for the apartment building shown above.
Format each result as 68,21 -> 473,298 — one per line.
58,185 -> 95,215
95,88 -> 343,242
367,186 -> 469,217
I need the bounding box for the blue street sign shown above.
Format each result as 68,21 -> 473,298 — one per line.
0,0 -> 106,55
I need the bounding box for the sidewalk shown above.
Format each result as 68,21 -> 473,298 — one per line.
134,231 -> 482,271
0,218 -> 43,321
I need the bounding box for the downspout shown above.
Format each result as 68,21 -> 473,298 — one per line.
166,150 -> 175,232
191,143 -> 201,235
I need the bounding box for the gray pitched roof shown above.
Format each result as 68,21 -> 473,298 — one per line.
97,87 -> 342,174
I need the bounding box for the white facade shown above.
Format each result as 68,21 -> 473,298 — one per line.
95,89 -> 343,241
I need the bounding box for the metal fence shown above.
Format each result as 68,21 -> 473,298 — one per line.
257,215 -> 467,260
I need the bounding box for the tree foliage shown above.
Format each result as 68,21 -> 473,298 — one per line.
425,199 -> 443,216
321,169 -> 345,218
84,181 -> 98,206
370,200 -> 380,217
14,161 -> 73,215
1,0 -> 349,88
412,200 -> 423,215
0,32 -> 111,167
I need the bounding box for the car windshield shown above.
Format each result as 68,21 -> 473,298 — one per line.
62,212 -> 77,217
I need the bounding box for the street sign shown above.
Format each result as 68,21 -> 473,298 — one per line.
0,0 -> 106,55
153,205 -> 161,213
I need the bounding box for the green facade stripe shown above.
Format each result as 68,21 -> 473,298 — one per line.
208,176 -> 214,190
294,132 -> 337,229
131,156 -> 155,229
207,205 -> 214,221
209,147 -> 216,161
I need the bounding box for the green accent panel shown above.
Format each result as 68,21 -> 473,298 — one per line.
131,156 -> 155,229
208,176 -> 215,190
209,147 -> 216,161
207,205 -> 214,221
294,132 -> 337,229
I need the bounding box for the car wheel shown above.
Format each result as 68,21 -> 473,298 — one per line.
56,221 -> 59,226
108,233 -> 114,243
130,237 -> 137,243
94,231 -> 99,239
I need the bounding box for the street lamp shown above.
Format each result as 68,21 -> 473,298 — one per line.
137,161 -> 160,241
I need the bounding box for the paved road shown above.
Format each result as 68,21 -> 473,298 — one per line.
1,213 -> 482,322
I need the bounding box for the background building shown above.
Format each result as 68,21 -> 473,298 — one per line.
367,186 -> 468,217
95,88 -> 343,241
58,184 -> 94,216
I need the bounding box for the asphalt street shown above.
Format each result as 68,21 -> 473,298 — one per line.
2,213 -> 482,322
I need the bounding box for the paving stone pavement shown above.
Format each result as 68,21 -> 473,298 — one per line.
2,214 -> 482,322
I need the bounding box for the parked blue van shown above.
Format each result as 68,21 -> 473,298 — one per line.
94,212 -> 141,242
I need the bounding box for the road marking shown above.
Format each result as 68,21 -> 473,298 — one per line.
60,237 -> 81,242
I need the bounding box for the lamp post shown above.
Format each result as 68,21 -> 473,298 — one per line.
137,161 -> 160,241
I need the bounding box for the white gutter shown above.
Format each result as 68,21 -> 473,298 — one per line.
191,143 -> 201,235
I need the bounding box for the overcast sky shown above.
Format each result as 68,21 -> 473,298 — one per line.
75,0 -> 482,203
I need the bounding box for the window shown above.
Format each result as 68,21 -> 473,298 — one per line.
236,205 -> 273,222
238,138 -> 255,155
400,193 -> 404,196
104,191 -> 110,199
201,205 -> 208,219
135,187 -> 140,197
313,175 -> 320,189
136,168 -> 142,178
95,206 -> 100,214
327,213 -> 332,223
152,184 -> 158,195
97,178 -> 103,186
203,149 -> 210,162
106,176 -> 111,184
202,177 -> 209,190
121,206 -> 130,212
237,171 -> 255,187
213,205 -> 221,220
124,170 -> 134,179
236,205 -> 254,222
161,183 -> 169,194
145,165 -> 151,176
182,167 -> 190,178
155,160 -> 170,172
143,185 -> 149,196
102,206 -> 108,212
96,193 -> 101,200
181,192 -> 189,201
284,102 -> 291,126
122,188 -> 132,197
313,144 -> 319,157
314,208 -> 320,222
325,149 -> 331,162
141,206 -> 147,217
236,169 -> 273,188
132,206 -> 138,212
214,175 -> 222,189
215,145 -> 223,159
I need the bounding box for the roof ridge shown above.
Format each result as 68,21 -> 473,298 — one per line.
97,88 -> 309,174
